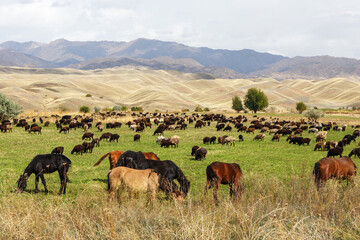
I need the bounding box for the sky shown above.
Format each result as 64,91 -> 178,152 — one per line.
1,0 -> 360,58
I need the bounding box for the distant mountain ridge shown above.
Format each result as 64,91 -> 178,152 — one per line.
1,38 -> 360,79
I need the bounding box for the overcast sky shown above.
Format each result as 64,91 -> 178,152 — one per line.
1,0 -> 360,58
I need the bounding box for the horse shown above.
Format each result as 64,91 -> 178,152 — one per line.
93,151 -> 160,170
107,167 -> 183,203
313,157 -> 356,191
204,162 -> 243,204
116,151 -> 190,198
17,154 -> 71,195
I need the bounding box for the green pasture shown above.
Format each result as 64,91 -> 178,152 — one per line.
0,116 -> 359,200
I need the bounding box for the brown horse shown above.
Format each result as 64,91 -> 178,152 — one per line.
94,151 -> 160,170
313,157 -> 357,191
204,162 -> 243,204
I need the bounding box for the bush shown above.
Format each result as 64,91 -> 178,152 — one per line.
85,94 -> 92,97
181,108 -> 190,112
121,106 -> 128,111
79,106 -> 90,113
94,106 -> 100,113
296,102 -> 307,113
303,109 -> 324,121
113,106 -> 122,111
204,107 -> 210,112
131,107 -> 143,112
0,92 -> 23,121
194,105 -> 203,112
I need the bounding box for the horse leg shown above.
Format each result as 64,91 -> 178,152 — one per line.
39,174 -> 48,194
234,179 -> 242,200
213,179 -> 221,205
204,180 -> 211,197
34,176 -> 40,193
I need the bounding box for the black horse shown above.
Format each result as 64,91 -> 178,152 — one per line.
17,154 -> 71,195
115,151 -> 190,197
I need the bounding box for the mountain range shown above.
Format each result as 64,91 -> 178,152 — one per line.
1,38 -> 360,80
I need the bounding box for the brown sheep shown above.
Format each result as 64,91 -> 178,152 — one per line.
134,134 -> 141,142
253,134 -> 265,141
271,134 -> 280,142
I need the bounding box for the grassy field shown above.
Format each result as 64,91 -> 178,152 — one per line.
1,112 -> 360,239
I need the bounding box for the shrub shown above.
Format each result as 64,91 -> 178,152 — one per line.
94,106 -> 100,113
303,109 -> 324,121
79,106 -> 90,113
121,106 -> 128,111
0,92 -> 23,121
85,94 -> 92,97
113,106 -> 122,111
181,108 -> 190,112
131,107 -> 143,112
194,105 -> 203,112
204,107 -> 210,112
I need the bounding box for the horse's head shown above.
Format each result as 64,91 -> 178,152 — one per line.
17,173 -> 28,192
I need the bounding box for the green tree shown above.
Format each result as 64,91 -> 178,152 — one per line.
303,109 -> 324,121
232,96 -> 244,113
204,107 -> 210,112
79,106 -> 90,113
296,101 -> 307,113
121,106 -> 128,111
244,88 -> 268,113
0,92 -> 23,121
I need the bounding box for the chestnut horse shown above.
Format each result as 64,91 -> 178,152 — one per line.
93,150 -> 160,169
313,157 -> 356,191
204,161 -> 243,204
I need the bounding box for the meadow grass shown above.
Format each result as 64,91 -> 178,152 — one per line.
0,113 -> 360,239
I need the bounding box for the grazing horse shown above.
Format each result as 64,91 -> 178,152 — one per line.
204,162 -> 243,204
313,157 -> 356,191
93,151 -> 160,170
17,154 -> 71,195
116,151 -> 190,198
107,167 -> 183,203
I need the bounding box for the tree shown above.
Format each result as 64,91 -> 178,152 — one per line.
194,105 -> 203,112
303,109 -> 324,121
296,102 -> 307,113
244,88 -> 268,113
204,107 -> 210,112
79,106 -> 90,113
0,92 -> 23,121
232,96 -> 244,113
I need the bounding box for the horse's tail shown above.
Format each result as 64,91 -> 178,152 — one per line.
107,170 -> 112,191
206,165 -> 217,181
313,161 -> 321,182
93,152 -> 111,167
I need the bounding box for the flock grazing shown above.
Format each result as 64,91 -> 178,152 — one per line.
5,111 -> 360,203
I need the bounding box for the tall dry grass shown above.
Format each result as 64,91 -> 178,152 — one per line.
1,174 -> 360,239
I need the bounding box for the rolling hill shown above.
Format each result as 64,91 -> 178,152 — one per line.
0,66 -> 359,112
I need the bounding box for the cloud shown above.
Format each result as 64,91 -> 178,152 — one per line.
1,0 -> 360,58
